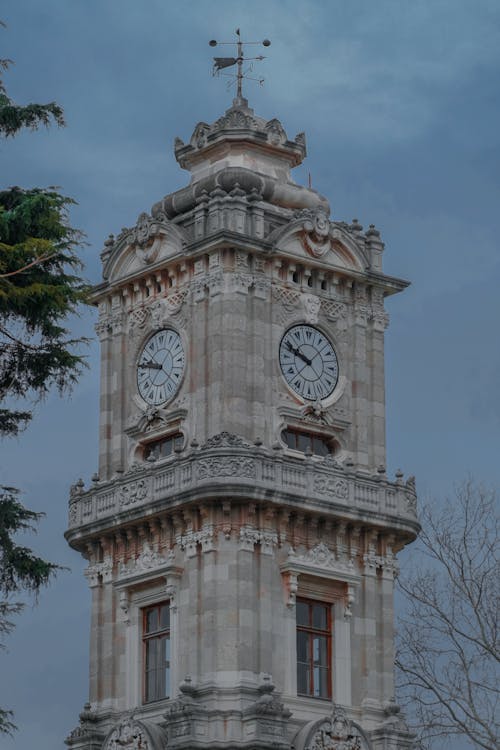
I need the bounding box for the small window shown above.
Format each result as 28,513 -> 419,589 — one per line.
144,433 -> 183,461
296,598 -> 332,699
282,429 -> 332,457
143,602 -> 170,703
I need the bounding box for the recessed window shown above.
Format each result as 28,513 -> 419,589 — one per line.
144,433 -> 183,460
143,602 -> 170,703
282,429 -> 333,457
296,598 -> 332,699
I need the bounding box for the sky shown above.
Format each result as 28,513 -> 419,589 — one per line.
0,1 -> 499,748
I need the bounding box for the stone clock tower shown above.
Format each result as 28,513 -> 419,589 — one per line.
65,92 -> 419,750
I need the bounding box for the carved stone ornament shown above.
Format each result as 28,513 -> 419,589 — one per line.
201,431 -> 253,450
302,293 -> 321,324
287,542 -> 354,575
313,475 -> 349,499
103,714 -> 162,750
118,543 -> 166,579
128,212 -> 165,265
119,478 -> 149,509
197,457 -> 256,480
301,209 -> 333,258
272,286 -> 301,325
303,705 -> 369,750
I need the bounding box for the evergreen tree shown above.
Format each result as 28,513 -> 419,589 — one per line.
0,28 -> 88,734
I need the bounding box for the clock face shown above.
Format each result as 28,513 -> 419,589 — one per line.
279,324 -> 339,401
137,328 -> 185,406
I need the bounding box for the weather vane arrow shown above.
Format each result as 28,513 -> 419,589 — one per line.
209,28 -> 271,102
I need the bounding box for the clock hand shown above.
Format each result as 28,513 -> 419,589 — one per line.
138,361 -> 163,370
286,341 -> 312,366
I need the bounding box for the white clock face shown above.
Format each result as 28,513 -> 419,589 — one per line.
137,328 -> 185,406
279,324 -> 339,401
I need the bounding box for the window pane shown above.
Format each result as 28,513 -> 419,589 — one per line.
313,635 -> 328,667
312,603 -> 328,630
297,432 -> 310,452
160,604 -> 170,631
145,669 -> 156,702
161,635 -> 170,664
296,601 -> 310,626
160,438 -> 173,457
145,639 -> 157,670
297,662 -> 310,695
313,666 -> 329,698
313,436 -> 329,456
146,608 -> 158,633
283,430 -> 295,449
296,631 -> 310,662
163,664 -> 170,699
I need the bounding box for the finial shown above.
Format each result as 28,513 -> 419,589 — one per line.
209,29 -> 271,106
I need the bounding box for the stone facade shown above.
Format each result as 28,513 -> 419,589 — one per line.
65,96 -> 417,749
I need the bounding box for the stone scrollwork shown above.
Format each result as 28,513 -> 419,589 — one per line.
103,714 -> 161,750
313,475 -> 349,499
304,705 -> 368,750
119,478 -> 149,509
197,457 -> 256,480
118,543 -> 166,580
201,431 -> 253,450
287,542 -> 354,575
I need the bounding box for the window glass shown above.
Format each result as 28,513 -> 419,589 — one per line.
143,602 -> 170,703
296,600 -> 309,626
160,604 -> 170,630
146,609 -> 158,633
296,598 -> 331,700
282,429 -> 332,457
312,603 -> 328,630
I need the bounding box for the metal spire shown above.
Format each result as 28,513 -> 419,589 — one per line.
209,29 -> 271,107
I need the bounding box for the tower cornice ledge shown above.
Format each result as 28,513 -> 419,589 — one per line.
65,446 -> 419,550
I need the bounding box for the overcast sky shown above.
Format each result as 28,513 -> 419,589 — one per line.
1,2 -> 499,749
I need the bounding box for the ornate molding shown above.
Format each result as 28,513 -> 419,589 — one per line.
201,432 -> 253,450
103,714 -> 164,750
84,558 -> 113,588
239,526 -> 279,555
313,475 -> 349,499
281,543 -> 360,599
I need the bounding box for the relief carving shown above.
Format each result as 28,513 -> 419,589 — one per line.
313,475 -> 349,499
119,478 -> 149,508
197,457 -> 256,480
301,209 -> 333,258
201,432 -> 252,449
305,705 -> 367,750
104,715 -> 154,750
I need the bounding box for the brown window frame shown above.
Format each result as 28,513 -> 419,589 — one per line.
142,601 -> 170,704
296,597 -> 332,700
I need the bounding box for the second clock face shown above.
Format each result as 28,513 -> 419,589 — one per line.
137,328 -> 185,406
279,324 -> 339,401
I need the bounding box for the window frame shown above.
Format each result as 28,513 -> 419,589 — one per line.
142,601 -> 171,704
282,428 -> 334,457
296,597 -> 333,700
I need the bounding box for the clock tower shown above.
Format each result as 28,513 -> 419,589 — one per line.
65,89 -> 419,750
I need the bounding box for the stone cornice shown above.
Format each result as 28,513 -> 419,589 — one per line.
66,442 -> 419,549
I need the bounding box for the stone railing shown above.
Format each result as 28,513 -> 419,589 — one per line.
67,442 -> 418,534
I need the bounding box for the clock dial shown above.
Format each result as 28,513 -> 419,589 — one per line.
137,328 -> 185,406
279,324 -> 339,401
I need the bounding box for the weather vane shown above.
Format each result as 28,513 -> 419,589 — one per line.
209,29 -> 271,102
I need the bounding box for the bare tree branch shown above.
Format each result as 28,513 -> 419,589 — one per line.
396,479 -> 499,750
